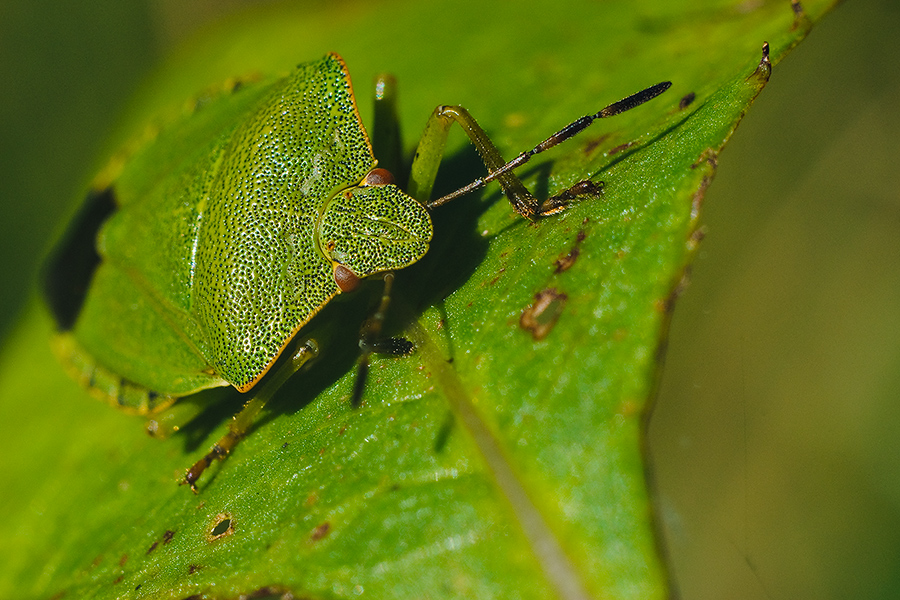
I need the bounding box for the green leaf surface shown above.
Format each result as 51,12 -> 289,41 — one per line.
0,1 -> 834,599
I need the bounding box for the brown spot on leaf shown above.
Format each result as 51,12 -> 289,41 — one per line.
679,92 -> 696,110
582,133 -> 610,155
520,289 -> 568,341
245,586 -> 294,599
310,522 -> 331,541
689,150 -> 718,222
543,180 -> 603,215
554,229 -> 587,273
554,248 -> 580,273
790,0 -> 812,31
118,554 -> 128,567
488,267 -> 507,286
188,564 -> 201,574
146,541 -> 158,555
163,530 -> 175,544
687,227 -> 706,252
608,141 -> 634,155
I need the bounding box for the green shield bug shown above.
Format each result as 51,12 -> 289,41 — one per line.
42,53 -> 669,491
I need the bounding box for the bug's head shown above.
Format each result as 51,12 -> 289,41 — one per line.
318,168 -> 433,293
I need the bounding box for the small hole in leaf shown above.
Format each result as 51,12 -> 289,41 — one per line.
211,519 -> 231,536
208,513 -> 234,541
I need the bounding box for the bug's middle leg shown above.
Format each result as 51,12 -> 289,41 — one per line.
351,272 -> 413,407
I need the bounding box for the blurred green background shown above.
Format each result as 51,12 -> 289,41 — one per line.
649,0 -> 900,598
0,1 -> 897,598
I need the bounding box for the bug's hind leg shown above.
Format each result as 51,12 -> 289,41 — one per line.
351,272 -> 413,408
183,339 -> 319,492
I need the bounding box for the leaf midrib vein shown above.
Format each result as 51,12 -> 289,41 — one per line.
410,318 -> 594,600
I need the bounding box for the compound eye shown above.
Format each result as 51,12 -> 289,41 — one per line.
333,264 -> 360,293
362,168 -> 394,186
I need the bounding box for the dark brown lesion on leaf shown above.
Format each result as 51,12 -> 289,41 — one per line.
791,0 -> 813,33
678,92 -> 696,110
581,133 -> 610,155
554,229 -> 587,274
608,141 -> 635,155
520,288 -> 568,341
540,180 -> 604,215
310,521 -> 331,541
689,148 -> 719,223
488,266 -> 507,286
241,586 -> 297,600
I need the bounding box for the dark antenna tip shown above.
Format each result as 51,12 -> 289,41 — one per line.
597,81 -> 673,119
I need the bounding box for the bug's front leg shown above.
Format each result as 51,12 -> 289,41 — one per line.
407,105 -> 542,219
409,81 -> 671,218
183,339 -> 319,492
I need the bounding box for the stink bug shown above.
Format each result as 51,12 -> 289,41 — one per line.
42,53 -> 669,490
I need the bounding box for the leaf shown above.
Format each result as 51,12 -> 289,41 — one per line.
0,1 -> 835,599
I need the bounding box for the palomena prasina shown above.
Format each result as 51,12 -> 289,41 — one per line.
42,53 -> 670,490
